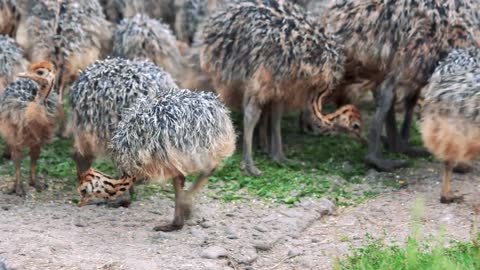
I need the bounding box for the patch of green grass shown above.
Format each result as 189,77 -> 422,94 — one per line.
337,237 -> 480,270
0,110 -> 428,204
337,199 -> 480,270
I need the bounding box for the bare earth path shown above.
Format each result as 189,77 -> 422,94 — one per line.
0,161 -> 479,270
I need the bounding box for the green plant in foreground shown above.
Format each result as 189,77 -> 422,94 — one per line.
337,198 -> 480,270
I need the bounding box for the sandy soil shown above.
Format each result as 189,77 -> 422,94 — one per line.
0,161 -> 479,270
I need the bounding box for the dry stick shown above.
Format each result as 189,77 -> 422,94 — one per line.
268,254 -> 301,270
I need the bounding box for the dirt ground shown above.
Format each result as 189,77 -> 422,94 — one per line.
0,160 -> 479,270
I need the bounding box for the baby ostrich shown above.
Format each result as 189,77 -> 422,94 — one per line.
0,0 -> 20,37
421,48 -> 480,203
77,88 -> 235,232
112,13 -> 182,80
69,58 -> 178,179
0,61 -> 58,196
16,0 -> 112,132
323,0 -> 480,171
200,0 -> 361,176
0,35 -> 29,159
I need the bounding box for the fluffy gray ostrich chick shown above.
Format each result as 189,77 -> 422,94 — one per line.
112,13 -> 182,80
77,88 -> 236,231
0,61 -> 58,196
421,47 -> 480,203
68,58 -> 178,178
200,0 -> 362,176
0,0 -> 21,37
323,0 -> 480,171
16,0 -> 112,126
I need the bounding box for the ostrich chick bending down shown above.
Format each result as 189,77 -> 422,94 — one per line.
77,88 -> 236,232
0,61 -> 58,196
200,0 -> 361,176
421,48 -> 480,203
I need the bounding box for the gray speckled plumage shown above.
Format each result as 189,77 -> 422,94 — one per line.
55,0 -> 112,61
0,35 -> 27,90
0,78 -> 58,125
69,58 -> 178,152
324,0 -> 480,87
16,0 -> 111,65
16,0 -> 57,62
112,13 -> 181,77
109,88 -> 235,177
423,47 -> 480,122
100,0 -> 176,26
175,0 -> 237,44
200,0 -> 344,85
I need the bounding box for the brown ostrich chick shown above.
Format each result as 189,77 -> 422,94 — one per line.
0,61 -> 58,196
200,0 -> 361,176
421,48 -> 480,203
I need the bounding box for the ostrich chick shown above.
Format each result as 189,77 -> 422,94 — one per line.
324,0 -> 480,171
78,88 -> 236,232
0,61 -> 58,196
69,58 -> 178,177
112,13 -> 182,80
200,0 -> 361,176
421,48 -> 480,203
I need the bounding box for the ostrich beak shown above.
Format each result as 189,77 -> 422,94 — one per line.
16,72 -> 30,78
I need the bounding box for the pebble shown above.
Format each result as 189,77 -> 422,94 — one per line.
200,221 -> 214,228
253,225 -> 268,233
152,232 -> 173,240
288,248 -> 303,257
74,221 -> 87,227
253,241 -> 272,251
225,226 -> 239,239
231,246 -> 258,264
317,198 -> 336,216
200,246 -> 228,259
191,228 -> 208,240
1,206 -> 9,211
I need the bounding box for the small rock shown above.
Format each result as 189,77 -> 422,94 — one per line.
74,222 -> 87,227
317,198 -> 336,216
253,241 -> 272,251
1,206 -> 9,211
231,247 -> 258,264
191,228 -> 208,240
225,226 -> 239,239
200,221 -> 214,228
200,246 -> 228,259
152,232 -> 173,240
288,248 -> 303,257
253,225 -> 268,233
